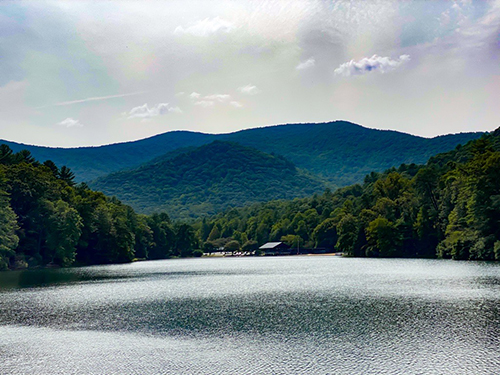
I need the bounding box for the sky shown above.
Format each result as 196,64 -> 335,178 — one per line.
0,0 -> 499,147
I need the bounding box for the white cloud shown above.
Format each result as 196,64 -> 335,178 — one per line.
167,106 -> 183,114
189,93 -> 233,107
334,55 -> 410,76
237,84 -> 261,95
175,92 -> 185,97
204,94 -> 231,102
296,57 -> 315,70
230,101 -> 243,108
58,118 -> 83,127
174,17 -> 234,37
127,103 -> 182,119
194,100 -> 215,108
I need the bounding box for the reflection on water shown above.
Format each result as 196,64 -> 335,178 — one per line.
1,257 -> 499,374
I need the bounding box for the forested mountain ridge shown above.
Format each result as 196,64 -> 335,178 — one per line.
1,121 -> 483,184
0,131 -> 216,183
0,127 -> 497,270
90,141 -> 326,219
427,126 -> 500,167
194,129 -> 500,261
220,122 -> 483,185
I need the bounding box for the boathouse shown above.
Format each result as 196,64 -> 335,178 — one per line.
259,242 -> 291,255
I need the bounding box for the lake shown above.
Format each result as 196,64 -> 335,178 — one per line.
1,256 -> 499,374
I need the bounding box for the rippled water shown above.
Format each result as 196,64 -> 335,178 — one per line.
1,256 -> 499,374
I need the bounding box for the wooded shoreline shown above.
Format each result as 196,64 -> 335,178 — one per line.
0,127 -> 499,271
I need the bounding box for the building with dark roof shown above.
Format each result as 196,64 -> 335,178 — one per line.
259,242 -> 291,255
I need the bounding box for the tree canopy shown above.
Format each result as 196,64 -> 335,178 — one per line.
91,141 -> 325,219
193,130 -> 500,261
0,148 -> 199,270
0,127 -> 497,270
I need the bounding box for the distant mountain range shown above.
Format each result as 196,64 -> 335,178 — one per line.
90,141 -> 326,218
0,121 -> 483,186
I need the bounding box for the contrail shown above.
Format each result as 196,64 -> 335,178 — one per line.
37,91 -> 146,108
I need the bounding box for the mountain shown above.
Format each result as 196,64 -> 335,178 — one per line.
427,127 -> 500,167
194,128 -> 500,261
90,141 -> 326,219
0,121 -> 483,185
220,122 -> 483,186
0,131 -> 217,182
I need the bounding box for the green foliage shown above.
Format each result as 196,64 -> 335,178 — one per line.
242,240 -> 258,253
175,223 -> 198,257
2,122 -> 480,186
366,217 -> 401,257
0,145 -> 203,269
58,166 -> 76,187
312,218 -> 337,248
224,240 -> 240,253
193,249 -> 204,257
0,124 -> 496,269
281,234 -> 302,249
91,141 -> 326,219
44,200 -> 82,266
193,128 -> 500,261
336,214 -> 359,256
0,172 -> 18,270
146,213 -> 174,259
202,241 -> 217,254
494,241 -> 500,261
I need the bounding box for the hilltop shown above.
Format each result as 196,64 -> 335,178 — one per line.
0,121 -> 483,185
90,141 -> 326,219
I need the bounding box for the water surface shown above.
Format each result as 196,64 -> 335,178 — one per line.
1,256 -> 499,374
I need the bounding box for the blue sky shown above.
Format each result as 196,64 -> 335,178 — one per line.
1,0 -> 499,147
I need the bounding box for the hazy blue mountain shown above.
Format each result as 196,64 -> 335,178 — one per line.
0,121 -> 482,185
0,131 -> 216,182
90,141 -> 326,219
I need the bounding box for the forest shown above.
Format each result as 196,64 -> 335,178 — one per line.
1,121 -> 480,183
0,127 -> 499,270
0,145 -> 198,270
90,141 -> 325,219
195,128 -> 500,261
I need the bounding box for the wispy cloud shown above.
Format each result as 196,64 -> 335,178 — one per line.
189,93 -> 233,107
334,55 -> 410,76
174,17 -> 234,37
194,100 -> 215,108
40,91 -> 146,108
127,103 -> 182,119
204,94 -> 231,102
58,118 -> 83,127
238,84 -> 261,95
167,106 -> 183,114
296,57 -> 315,70
230,101 -> 243,108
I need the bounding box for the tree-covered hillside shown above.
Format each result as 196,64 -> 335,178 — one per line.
0,145 -> 201,270
194,129 -> 500,261
90,141 -> 326,219
0,127 -> 497,270
1,121 -> 482,184
0,131 -> 216,182
222,122 -> 483,185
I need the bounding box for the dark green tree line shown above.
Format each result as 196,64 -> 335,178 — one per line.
0,147 -> 198,270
